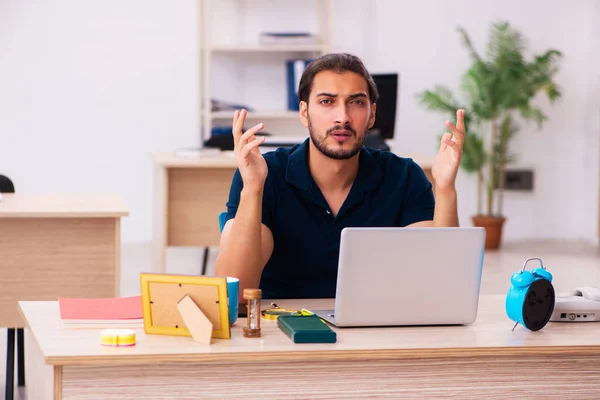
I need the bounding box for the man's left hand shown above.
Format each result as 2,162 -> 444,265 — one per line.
431,109 -> 465,193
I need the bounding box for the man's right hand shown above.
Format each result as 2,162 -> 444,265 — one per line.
232,109 -> 267,192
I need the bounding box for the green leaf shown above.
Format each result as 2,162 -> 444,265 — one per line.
456,26 -> 483,63
544,82 -> 562,101
518,105 -> 546,128
416,85 -> 462,114
461,132 -> 487,173
461,63 -> 496,120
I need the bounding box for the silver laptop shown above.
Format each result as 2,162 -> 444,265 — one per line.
313,227 -> 486,327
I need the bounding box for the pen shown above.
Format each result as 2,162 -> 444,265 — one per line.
300,309 -> 330,325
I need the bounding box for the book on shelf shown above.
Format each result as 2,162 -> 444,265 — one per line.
286,59 -> 314,111
211,98 -> 253,112
259,32 -> 319,46
58,295 -> 144,328
261,135 -> 305,147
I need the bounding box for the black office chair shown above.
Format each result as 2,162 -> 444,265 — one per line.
0,175 -> 24,400
202,248 -> 210,276
0,175 -> 14,193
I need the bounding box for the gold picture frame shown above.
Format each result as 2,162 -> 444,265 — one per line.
140,273 -> 230,339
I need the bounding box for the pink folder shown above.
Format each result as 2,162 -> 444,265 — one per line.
58,296 -> 143,321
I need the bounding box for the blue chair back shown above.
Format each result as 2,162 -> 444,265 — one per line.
218,212 -> 227,232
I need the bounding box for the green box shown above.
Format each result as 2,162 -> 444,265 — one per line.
277,315 -> 337,343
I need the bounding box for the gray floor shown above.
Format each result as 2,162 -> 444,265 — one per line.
3,239 -> 600,398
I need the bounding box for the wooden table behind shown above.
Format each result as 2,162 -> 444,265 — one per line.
0,193 -> 128,327
152,151 -> 434,273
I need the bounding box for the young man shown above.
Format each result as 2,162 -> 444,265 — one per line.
214,53 -> 464,299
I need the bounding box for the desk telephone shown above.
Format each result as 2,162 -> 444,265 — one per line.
549,286 -> 600,322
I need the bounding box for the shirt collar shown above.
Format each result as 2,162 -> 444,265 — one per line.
285,138 -> 383,192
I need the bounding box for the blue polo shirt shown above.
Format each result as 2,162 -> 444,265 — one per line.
225,138 -> 435,299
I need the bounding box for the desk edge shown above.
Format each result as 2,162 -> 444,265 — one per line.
0,211 -> 129,218
42,345 -> 600,367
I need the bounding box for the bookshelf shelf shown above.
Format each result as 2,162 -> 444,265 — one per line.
208,110 -> 299,120
210,44 -> 326,53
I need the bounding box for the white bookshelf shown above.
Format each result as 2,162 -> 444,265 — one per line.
199,0 -> 333,144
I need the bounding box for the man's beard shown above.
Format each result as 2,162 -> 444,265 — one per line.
308,116 -> 367,160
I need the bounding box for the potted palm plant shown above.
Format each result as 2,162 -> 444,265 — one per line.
418,21 -> 562,249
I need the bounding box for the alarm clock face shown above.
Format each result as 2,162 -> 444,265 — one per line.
522,279 -> 555,331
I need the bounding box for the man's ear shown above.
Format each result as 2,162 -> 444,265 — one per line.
368,103 -> 377,129
299,101 -> 309,128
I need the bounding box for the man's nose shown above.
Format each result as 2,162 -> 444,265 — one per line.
333,104 -> 351,126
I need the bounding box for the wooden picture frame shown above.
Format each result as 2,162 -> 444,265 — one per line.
140,273 -> 230,339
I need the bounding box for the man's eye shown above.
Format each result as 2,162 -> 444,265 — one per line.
319,99 -> 332,105
351,100 -> 365,105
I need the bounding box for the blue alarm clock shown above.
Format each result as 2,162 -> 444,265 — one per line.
506,257 -> 555,331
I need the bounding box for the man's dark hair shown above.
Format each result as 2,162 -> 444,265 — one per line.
298,53 -> 379,105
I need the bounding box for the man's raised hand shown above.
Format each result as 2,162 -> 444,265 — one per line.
232,109 -> 268,192
431,109 -> 466,193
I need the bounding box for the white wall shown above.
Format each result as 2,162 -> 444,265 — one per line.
1,0 -> 598,243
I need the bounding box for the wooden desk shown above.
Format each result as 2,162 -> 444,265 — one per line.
21,295 -> 600,399
152,151 -> 434,274
0,193 -> 129,328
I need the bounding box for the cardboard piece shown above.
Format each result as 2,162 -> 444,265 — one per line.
177,295 -> 213,345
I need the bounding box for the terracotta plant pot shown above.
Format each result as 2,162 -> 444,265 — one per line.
471,215 -> 507,250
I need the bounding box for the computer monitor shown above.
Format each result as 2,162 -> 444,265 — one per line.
370,73 -> 398,140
